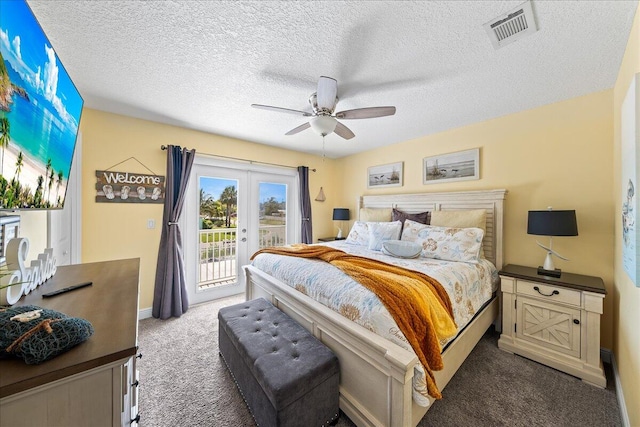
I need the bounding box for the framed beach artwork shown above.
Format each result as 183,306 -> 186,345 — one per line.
621,73 -> 640,287
367,161 -> 403,189
423,148 -> 479,184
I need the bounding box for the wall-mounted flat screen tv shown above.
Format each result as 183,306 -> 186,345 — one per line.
0,0 -> 83,209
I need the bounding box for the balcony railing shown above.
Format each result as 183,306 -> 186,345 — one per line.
198,225 -> 285,288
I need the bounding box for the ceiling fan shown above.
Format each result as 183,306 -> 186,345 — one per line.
251,76 -> 396,140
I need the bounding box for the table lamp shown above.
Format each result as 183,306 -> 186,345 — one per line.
527,208 -> 578,277
332,208 -> 350,239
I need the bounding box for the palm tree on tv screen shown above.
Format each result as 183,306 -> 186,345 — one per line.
35,175 -> 44,206
48,168 -> 55,206
0,117 -> 9,176
45,158 -> 52,201
56,170 -> 63,204
15,151 -> 23,180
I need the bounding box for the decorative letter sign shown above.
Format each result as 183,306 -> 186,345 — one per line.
0,238 -> 57,305
95,170 -> 165,204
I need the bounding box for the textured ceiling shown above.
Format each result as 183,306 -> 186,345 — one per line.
24,0 -> 638,158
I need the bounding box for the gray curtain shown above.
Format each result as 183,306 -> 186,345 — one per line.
152,145 -> 196,319
297,166 -> 312,244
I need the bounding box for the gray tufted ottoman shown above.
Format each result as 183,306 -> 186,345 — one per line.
218,298 -> 340,427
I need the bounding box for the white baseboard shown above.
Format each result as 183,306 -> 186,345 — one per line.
608,350 -> 630,427
139,307 -> 153,320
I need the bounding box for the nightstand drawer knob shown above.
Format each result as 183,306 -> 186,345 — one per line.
573,319 -> 580,325
533,286 -> 559,297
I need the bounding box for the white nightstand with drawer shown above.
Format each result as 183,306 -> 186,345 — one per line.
498,264 -> 606,387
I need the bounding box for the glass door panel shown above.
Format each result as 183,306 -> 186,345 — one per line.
198,176 -> 238,290
258,182 -> 288,249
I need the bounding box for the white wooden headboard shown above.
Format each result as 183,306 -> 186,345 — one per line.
358,189 -> 508,269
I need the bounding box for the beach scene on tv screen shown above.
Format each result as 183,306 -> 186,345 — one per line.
0,0 -> 83,209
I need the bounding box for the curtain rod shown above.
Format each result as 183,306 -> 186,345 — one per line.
160,145 -> 316,172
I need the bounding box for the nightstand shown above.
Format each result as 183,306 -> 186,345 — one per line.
497,264 -> 606,387
317,237 -> 345,242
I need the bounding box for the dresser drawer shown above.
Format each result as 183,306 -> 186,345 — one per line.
516,280 -> 581,307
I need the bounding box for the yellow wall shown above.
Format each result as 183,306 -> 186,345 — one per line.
613,2 -> 640,425
335,90 -> 616,350
79,108 -> 337,310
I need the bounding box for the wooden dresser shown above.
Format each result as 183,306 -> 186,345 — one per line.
0,258 -> 141,427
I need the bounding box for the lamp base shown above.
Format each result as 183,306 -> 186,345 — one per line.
537,266 -> 562,278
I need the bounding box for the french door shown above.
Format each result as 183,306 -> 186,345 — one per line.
182,156 -> 299,305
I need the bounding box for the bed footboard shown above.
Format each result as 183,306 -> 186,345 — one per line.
245,265 -> 419,427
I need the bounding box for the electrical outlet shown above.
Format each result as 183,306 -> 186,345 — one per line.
147,219 -> 155,229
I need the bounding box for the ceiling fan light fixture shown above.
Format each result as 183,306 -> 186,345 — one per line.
310,115 -> 337,136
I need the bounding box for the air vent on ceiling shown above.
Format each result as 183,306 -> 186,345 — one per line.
484,0 -> 538,49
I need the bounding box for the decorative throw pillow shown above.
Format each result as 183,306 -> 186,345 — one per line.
392,208 -> 430,234
400,219 -> 431,242
392,208 -> 430,226
430,209 -> 487,258
359,207 -> 392,222
345,221 -> 370,246
0,305 -> 94,365
381,240 -> 422,259
408,224 -> 485,263
367,221 -> 402,251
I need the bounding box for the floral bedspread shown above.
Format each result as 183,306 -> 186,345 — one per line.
250,241 -> 499,406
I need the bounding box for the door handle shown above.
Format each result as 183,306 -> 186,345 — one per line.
241,238 -> 247,242
242,228 -> 247,233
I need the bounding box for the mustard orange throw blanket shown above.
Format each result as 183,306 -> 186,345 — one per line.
251,244 -> 458,399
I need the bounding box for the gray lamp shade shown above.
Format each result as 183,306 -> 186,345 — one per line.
527,210 -> 578,236
332,208 -> 350,221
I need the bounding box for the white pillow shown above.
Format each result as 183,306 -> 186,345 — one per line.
367,221 -> 402,251
359,207 -> 392,222
405,223 -> 485,263
382,240 -> 422,259
345,221 -> 370,246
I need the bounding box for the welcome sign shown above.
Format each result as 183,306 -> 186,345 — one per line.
95,170 -> 165,204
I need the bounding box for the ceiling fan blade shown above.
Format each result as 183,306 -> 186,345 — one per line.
335,106 -> 396,120
285,122 -> 311,136
334,121 -> 355,140
316,76 -> 337,111
252,104 -> 312,117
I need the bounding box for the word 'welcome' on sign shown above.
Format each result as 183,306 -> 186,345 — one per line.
95,170 -> 165,204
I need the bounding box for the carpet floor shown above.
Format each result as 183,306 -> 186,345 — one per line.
138,295 -> 621,426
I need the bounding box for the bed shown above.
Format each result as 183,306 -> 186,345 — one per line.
243,189 -> 507,427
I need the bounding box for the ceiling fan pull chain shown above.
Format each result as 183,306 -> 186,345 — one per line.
322,136 -> 326,162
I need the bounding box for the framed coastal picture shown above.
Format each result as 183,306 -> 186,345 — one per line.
621,73 -> 640,287
423,148 -> 479,185
367,161 -> 403,189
